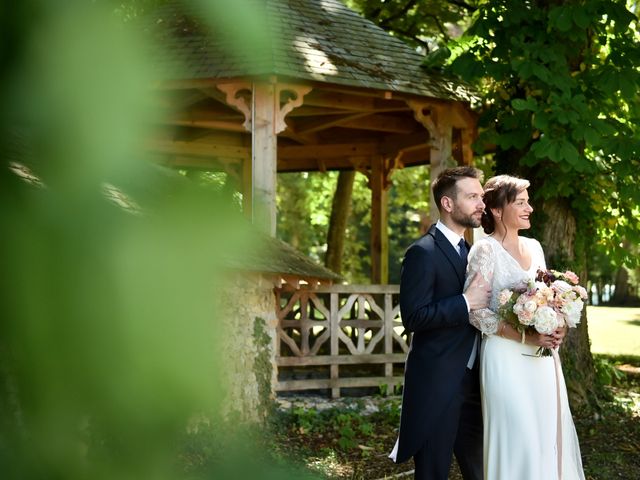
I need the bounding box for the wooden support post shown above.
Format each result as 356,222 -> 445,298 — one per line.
330,292 -> 340,399
251,81 -> 278,236
383,291 -> 393,395
242,157 -> 252,217
371,156 -> 389,284
429,111 -> 454,223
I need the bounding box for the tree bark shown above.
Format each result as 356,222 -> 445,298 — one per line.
611,266 -> 630,305
539,198 -> 596,409
325,170 -> 355,276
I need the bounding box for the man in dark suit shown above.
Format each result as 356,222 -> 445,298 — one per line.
390,166 -> 490,480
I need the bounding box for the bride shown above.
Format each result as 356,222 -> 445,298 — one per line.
464,175 -> 585,480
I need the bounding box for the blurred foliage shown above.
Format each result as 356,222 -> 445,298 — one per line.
0,0 -> 317,479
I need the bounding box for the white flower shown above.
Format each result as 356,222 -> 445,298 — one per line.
498,289 -> 513,305
533,306 -> 559,334
552,280 -> 573,294
523,300 -> 538,313
561,299 -> 584,328
513,302 -> 534,325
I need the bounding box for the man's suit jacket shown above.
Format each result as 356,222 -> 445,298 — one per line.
394,224 -> 478,463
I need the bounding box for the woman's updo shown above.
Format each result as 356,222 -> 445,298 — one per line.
481,175 -> 530,234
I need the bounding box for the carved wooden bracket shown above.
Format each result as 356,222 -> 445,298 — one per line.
216,82 -> 312,134
216,82 -> 252,131
275,84 -> 312,134
361,156 -> 395,191
406,100 -> 438,140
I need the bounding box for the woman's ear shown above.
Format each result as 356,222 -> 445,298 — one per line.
490,207 -> 502,219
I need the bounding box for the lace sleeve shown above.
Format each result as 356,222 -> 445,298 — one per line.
464,240 -> 500,335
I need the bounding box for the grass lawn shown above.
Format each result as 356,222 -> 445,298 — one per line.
587,306 -> 640,356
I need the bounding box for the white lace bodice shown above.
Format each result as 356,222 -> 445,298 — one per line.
465,236 -> 546,335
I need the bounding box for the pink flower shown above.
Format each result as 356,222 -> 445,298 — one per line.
564,271 -> 580,285
573,285 -> 588,300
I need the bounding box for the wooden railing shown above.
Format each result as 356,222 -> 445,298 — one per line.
275,284 -> 409,398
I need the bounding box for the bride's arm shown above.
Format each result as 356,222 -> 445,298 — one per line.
464,241 -> 500,335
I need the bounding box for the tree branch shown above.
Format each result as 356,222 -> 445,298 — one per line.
445,0 -> 478,12
424,13 -> 450,42
380,0 -> 419,28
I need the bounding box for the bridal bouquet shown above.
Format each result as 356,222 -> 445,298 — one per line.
496,269 -> 588,356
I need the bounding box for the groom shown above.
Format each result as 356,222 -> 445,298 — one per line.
390,167 -> 489,480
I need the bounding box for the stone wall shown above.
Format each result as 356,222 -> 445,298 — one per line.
217,273 -> 278,423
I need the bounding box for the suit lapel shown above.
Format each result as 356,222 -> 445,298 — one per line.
429,226 -> 466,287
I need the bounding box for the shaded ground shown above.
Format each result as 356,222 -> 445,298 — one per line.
271,356 -> 640,479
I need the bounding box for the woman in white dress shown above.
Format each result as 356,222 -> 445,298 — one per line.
465,175 -> 585,480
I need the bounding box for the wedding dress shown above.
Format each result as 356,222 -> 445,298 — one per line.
465,235 -> 585,480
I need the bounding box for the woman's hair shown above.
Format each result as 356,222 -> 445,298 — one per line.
481,175 -> 530,234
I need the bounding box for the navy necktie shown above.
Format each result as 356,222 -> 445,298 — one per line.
458,238 -> 469,262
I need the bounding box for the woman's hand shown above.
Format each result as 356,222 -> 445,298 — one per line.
550,326 -> 568,348
525,331 -> 557,349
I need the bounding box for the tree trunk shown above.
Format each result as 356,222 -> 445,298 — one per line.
325,170 -> 355,276
539,198 -> 597,409
611,266 -> 630,305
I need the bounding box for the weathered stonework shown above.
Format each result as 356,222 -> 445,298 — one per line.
218,273 -> 278,423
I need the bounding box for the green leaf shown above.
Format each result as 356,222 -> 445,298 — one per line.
531,137 -> 552,159
450,54 -> 478,79
559,140 -> 580,167
573,8 -> 591,29
531,63 -> 550,82
550,6 -> 573,32
512,97 -> 537,111
532,111 -> 550,131
583,126 -> 601,146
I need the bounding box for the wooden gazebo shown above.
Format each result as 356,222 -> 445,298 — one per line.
144,0 -> 476,284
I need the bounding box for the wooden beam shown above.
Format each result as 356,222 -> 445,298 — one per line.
290,112 -> 372,134
288,105 -> 412,117
339,114 -> 418,134
370,156 -> 389,284
159,155 -> 241,170
147,139 -> 250,159
276,353 -> 407,366
276,157 -> 366,172
395,145 -> 430,167
278,142 -> 379,160
302,90 -> 377,111
166,118 -> 247,132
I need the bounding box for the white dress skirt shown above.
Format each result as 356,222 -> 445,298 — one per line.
466,236 -> 585,480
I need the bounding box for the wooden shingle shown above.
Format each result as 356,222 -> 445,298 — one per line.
144,0 -> 473,101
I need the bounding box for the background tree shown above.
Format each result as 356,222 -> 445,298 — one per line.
350,0 -> 640,408
345,0 -> 481,52
445,0 -> 640,406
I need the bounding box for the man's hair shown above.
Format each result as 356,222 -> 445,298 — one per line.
432,166 -> 483,212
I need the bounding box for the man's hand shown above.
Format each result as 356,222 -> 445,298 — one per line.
464,273 -> 491,310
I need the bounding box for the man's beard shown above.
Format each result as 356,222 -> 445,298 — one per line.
451,209 -> 482,229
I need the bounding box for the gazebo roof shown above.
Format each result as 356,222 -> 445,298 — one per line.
146,0 -> 473,102
226,234 -> 341,284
